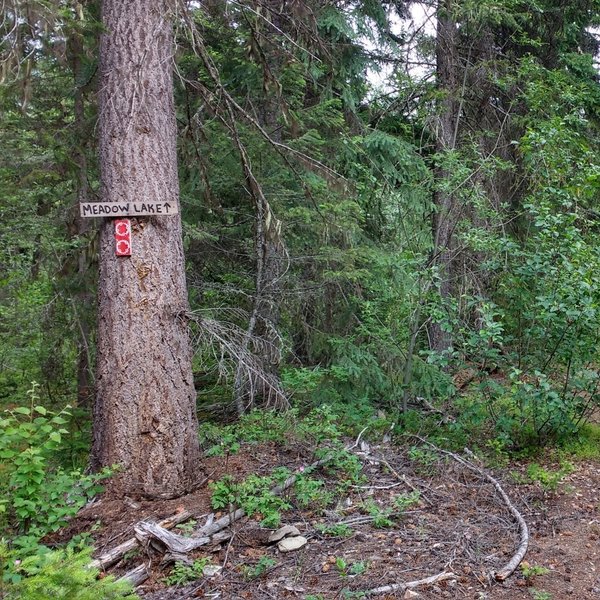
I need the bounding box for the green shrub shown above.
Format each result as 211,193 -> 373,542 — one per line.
241,556 -> 277,580
210,472 -> 292,527
0,546 -> 138,599
294,476 -> 333,509
162,558 -> 213,586
527,461 -> 574,493
0,383 -> 112,557
314,523 -> 353,538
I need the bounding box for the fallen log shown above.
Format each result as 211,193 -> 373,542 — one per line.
90,509 -> 195,570
118,564 -> 149,587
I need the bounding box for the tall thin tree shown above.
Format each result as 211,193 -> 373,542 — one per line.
430,0 -> 460,353
91,0 -> 201,497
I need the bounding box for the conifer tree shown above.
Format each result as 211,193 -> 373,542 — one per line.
91,0 -> 200,497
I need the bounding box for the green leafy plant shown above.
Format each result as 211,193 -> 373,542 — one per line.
162,558 -> 213,586
314,444 -> 364,488
314,523 -> 353,538
0,383 -> 113,557
242,556 -> 277,580
294,476 -> 333,510
393,491 -> 421,512
237,410 -> 294,443
521,563 -> 550,579
209,472 -> 292,527
527,461 -> 574,493
198,423 -> 240,457
362,500 -> 394,528
334,556 -> 348,575
348,560 -> 369,576
407,446 -> 438,475
209,475 -> 237,510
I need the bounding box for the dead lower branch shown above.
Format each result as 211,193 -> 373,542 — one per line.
187,312 -> 287,411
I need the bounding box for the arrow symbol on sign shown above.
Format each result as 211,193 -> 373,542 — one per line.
164,202 -> 171,213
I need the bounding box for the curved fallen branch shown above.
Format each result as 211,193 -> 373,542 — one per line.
364,570 -> 456,596
412,436 -> 529,582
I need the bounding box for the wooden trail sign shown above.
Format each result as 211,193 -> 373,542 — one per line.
80,201 -> 178,218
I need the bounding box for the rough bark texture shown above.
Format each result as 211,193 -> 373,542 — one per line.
430,0 -> 460,354
91,0 -> 201,497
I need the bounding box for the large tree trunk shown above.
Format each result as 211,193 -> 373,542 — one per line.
429,0 -> 460,354
91,0 -> 201,498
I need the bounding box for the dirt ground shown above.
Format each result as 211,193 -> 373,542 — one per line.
55,439 -> 600,599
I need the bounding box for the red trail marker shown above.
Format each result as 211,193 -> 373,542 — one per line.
114,219 -> 132,256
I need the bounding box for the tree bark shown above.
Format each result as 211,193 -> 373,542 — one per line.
91,0 -> 201,497
429,0 -> 460,354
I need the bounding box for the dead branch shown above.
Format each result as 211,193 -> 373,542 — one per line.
187,313 -> 287,411
90,509 -> 194,571
108,453 -> 335,586
412,436 -> 529,581
135,521 -> 231,562
117,564 -> 149,587
364,570 -> 457,596
353,448 -> 433,506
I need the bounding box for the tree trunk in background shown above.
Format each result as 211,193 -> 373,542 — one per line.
233,206 -> 287,413
232,0 -> 288,413
430,0 -> 460,354
67,23 -> 94,409
91,0 -> 201,497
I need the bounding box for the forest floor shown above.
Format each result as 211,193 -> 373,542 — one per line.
53,437 -> 600,599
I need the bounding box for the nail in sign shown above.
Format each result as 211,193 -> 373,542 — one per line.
114,219 -> 132,256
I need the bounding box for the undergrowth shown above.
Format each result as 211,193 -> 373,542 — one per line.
0,546 -> 138,599
162,558 -> 213,586
0,384 -> 113,566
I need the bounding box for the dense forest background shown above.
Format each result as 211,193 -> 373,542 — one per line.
1,0 -> 600,595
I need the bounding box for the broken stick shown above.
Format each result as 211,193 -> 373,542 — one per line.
90,509 -> 195,570
364,571 -> 456,596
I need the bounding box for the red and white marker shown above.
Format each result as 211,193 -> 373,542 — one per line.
114,219 -> 132,256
